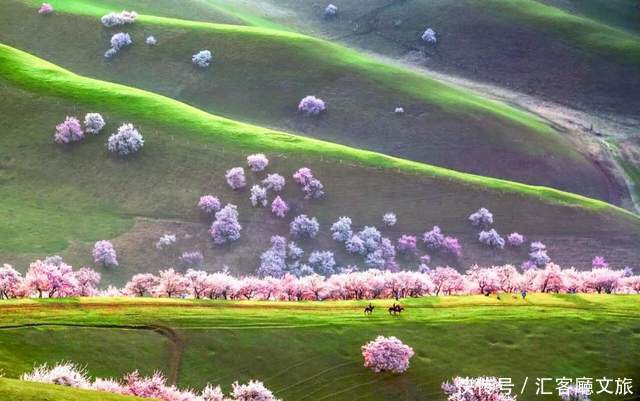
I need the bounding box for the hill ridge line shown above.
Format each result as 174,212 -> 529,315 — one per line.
12,0 -> 562,137
0,43 -> 638,221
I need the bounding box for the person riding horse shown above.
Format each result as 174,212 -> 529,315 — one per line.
388,303 -> 404,315
364,303 -> 375,314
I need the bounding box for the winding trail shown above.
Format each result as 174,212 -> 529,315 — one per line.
279,0 -> 640,212
391,52 -> 640,212
0,323 -> 184,385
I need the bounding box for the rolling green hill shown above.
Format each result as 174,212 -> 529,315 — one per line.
2,3 -> 639,401
541,0 -> 640,34
194,0 -> 640,117
0,378 -> 148,401
1,296 -> 639,401
0,0 -> 625,204
2,44 -> 640,283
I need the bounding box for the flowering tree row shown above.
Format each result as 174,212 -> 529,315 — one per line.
2,259 -> 638,300
21,360 -> 588,400
22,362 -> 280,401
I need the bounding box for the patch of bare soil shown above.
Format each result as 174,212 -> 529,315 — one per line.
396,50 -> 640,213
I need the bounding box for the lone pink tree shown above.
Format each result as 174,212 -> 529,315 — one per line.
54,116 -> 84,144
442,236 -> 462,258
179,251 -> 204,269
271,196 -> 289,218
38,3 -> 53,14
262,173 -> 285,192
92,240 -> 118,267
298,96 -> 326,115
507,232 -> 525,247
382,213 -> 397,227
198,195 -> 221,215
289,214 -> 320,239
250,185 -> 268,207
246,154 -> 269,172
0,264 -> 23,299
423,226 -> 444,250
302,178 -> 325,200
293,167 -> 324,199
293,167 -> 314,186
397,235 -> 417,253
592,256 -> 608,269
361,335 -> 415,373
209,204 -> 242,244
225,167 -> 246,190
468,207 -> 494,228
107,124 -> 144,156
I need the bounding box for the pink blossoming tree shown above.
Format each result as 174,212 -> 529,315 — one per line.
298,96 -> 326,115
361,336 -> 415,373
209,204 -> 242,244
262,173 -> 285,192
198,195 -> 221,215
0,264 -> 23,299
92,240 -> 118,267
54,116 -> 84,144
271,196 -> 289,218
225,167 -> 246,190
38,3 -> 54,15
246,154 -> 269,172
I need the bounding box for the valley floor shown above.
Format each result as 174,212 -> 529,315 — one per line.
1,295 -> 639,401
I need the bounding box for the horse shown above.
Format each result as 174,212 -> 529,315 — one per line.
364,303 -> 375,315
388,303 -> 404,315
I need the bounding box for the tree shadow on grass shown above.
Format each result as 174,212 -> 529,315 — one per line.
550,293 -> 594,308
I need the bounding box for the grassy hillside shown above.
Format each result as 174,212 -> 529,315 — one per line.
541,0 -> 640,35
0,0 -> 624,203
18,0 -> 287,30
209,0 -> 640,117
1,296 -> 639,401
0,46 -> 639,282
2,43 -> 640,284
0,378 -> 147,401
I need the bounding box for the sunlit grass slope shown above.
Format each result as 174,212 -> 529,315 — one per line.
485,0 -> 640,65
0,378 -> 148,401
0,295 -> 639,401
0,0 -> 621,201
543,0 -> 640,34
127,0 -> 640,66
209,0 -> 640,118
17,0 -> 288,30
1,43 -> 640,282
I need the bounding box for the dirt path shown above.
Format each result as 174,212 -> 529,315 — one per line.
389,51 -> 640,212
0,323 -> 184,385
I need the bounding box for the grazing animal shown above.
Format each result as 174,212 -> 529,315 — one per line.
512,295 -> 518,300
388,303 -> 405,315
364,303 -> 375,315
